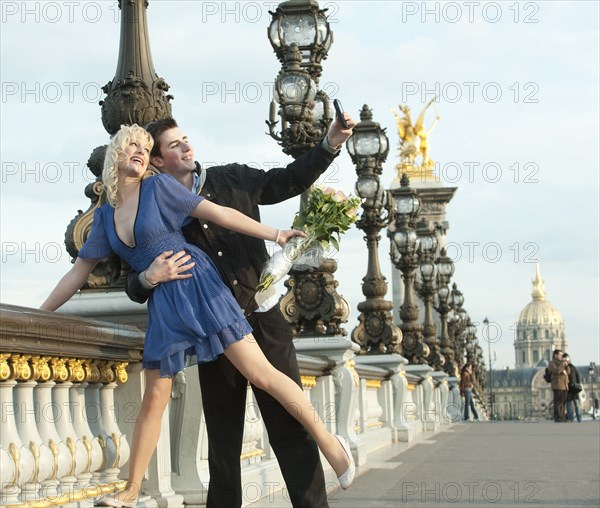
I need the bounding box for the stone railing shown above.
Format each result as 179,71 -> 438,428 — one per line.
0,303 -> 143,507
1,304 -> 456,506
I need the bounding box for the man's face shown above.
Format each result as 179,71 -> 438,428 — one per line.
151,127 -> 196,175
555,351 -> 563,360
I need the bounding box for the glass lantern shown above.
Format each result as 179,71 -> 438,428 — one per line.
268,1 -> 333,73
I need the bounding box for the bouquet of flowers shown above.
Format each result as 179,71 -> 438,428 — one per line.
257,186 -> 361,291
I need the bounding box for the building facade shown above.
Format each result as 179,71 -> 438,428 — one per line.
514,262 -> 567,368
490,263 -> 597,420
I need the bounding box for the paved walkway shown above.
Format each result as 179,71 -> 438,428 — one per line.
250,420 -> 600,508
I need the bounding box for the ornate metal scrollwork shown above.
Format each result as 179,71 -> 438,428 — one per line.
280,259 -> 350,336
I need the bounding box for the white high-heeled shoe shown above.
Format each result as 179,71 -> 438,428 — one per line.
334,434 -> 355,489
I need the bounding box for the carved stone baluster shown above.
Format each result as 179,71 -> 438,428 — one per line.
421,375 -> 435,431
70,359 -> 103,500
86,386 -> 106,489
390,371 -> 410,441
431,371 -> 449,426
0,376 -> 35,504
169,367 -> 208,505
51,357 -> 86,501
13,355 -> 55,502
332,359 -> 359,457
446,377 -> 462,423
34,376 -> 73,500
26,356 -> 62,499
99,362 -> 131,482
86,362 -> 115,484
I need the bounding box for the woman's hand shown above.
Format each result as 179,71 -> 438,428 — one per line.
145,250 -> 195,285
276,229 -> 308,247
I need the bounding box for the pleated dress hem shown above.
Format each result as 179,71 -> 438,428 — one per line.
142,318 -> 253,378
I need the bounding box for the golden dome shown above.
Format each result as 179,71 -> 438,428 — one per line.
518,261 -> 564,327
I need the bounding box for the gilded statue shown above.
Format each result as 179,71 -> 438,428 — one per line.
392,98 -> 440,169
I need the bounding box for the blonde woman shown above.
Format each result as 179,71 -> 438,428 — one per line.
41,125 -> 354,507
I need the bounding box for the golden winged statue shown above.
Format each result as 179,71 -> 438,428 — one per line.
392,98 -> 440,170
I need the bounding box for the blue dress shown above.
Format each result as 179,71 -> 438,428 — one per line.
78,174 -> 252,377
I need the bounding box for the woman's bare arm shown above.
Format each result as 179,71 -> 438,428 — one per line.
40,257 -> 98,311
190,199 -> 304,246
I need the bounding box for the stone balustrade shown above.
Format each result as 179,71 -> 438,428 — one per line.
0,304 -> 143,507
1,304 -> 455,506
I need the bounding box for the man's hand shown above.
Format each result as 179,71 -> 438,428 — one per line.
327,112 -> 357,149
145,250 -> 195,285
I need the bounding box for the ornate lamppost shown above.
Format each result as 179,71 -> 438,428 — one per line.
100,0 -> 172,135
434,248 -> 456,373
388,175 -> 429,364
484,316 -> 495,420
589,362 -> 596,419
475,341 -> 486,389
470,336 -> 485,395
464,319 -> 477,363
415,219 -> 444,369
266,43 -> 324,158
266,1 -> 334,159
445,283 -> 465,377
267,1 -> 349,337
348,105 -> 402,354
267,0 -> 333,82
464,320 -> 484,399
65,0 -> 173,289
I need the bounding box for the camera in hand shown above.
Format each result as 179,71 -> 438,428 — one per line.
333,99 -> 349,129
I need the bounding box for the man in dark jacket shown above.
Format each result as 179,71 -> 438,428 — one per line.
548,349 -> 569,422
125,115 -> 355,508
563,353 -> 582,422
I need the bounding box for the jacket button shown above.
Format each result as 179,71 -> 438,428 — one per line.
218,251 -> 223,257
232,280 -> 238,285
203,224 -> 208,229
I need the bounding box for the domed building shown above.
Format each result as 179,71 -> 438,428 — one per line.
514,262 -> 568,368
489,262 -> 597,420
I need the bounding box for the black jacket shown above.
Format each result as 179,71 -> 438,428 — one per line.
125,141 -> 339,313
567,364 -> 582,400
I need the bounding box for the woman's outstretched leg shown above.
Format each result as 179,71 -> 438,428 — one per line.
224,334 -> 352,483
101,369 -> 173,505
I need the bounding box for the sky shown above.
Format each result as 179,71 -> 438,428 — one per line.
1,0 -> 598,371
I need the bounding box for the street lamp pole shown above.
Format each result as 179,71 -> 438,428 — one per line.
435,248 -> 455,373
388,175 -> 429,364
589,362 -> 596,419
267,2 -> 350,337
446,283 -> 465,376
348,105 -> 403,354
65,0 -> 173,289
484,316 -> 494,420
415,218 -> 444,370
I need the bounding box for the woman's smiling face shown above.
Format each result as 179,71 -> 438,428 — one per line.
119,138 -> 151,177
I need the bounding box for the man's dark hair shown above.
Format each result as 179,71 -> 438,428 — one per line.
553,349 -> 562,357
144,118 -> 178,157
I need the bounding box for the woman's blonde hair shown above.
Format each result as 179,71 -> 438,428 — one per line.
102,124 -> 154,207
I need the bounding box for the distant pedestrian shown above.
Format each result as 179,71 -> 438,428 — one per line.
460,363 -> 479,422
563,354 -> 582,422
548,349 -> 569,422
